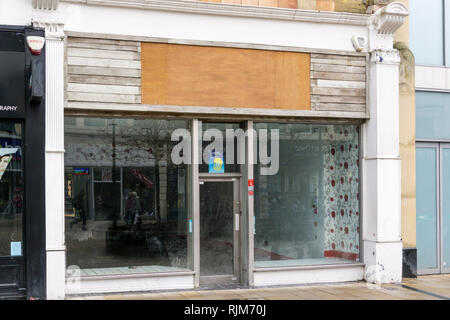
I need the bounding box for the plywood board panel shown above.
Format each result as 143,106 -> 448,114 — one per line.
141,43 -> 310,110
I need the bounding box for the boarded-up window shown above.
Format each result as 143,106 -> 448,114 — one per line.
141,43 -> 311,110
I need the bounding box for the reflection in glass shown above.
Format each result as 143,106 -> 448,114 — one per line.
254,123 -> 360,267
442,148 -> 450,269
64,117 -> 190,275
410,0 -> 444,65
200,182 -> 234,276
0,122 -> 23,257
416,147 -> 438,270
416,91 -> 450,140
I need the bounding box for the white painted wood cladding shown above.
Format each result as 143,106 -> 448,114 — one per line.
66,37 -> 142,104
311,53 -> 367,113
66,37 -> 367,115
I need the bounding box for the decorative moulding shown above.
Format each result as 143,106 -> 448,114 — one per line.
33,0 -> 59,10
370,1 -> 408,36
32,19 -> 65,40
59,0 -> 370,26
352,36 -> 367,52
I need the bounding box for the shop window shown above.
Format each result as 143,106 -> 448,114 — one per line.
254,123 -> 360,267
0,122 -> 23,257
64,117 -> 191,275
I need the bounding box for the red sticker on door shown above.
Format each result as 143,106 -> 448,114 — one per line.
248,179 -> 254,187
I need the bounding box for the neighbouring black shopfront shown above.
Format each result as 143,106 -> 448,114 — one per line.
0,26 -> 46,299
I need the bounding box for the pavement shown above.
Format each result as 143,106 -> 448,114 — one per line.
67,274 -> 450,300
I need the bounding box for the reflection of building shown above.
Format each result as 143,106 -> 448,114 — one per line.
1,0 -> 413,299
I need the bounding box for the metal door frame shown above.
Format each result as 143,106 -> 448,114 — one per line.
439,143 -> 450,274
198,173 -> 241,286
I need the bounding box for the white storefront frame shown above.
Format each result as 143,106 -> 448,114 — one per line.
22,0 -> 408,299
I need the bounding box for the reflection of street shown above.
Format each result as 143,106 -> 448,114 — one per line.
200,182 -> 234,276
65,218 -> 188,271
64,118 -> 189,276
200,238 -> 233,276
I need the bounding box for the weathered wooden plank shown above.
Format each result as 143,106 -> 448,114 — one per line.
68,56 -> 141,69
68,66 -> 141,78
315,79 -> 366,89
311,64 -> 365,74
67,83 -> 140,95
68,37 -> 140,47
311,71 -> 365,81
311,53 -> 366,61
68,74 -> 141,86
67,41 -> 140,52
311,86 -> 366,97
311,58 -> 366,67
67,47 -> 140,61
311,95 -> 366,104
67,92 -> 140,104
314,102 -> 366,112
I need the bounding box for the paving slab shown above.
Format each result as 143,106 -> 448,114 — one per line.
66,275 -> 450,300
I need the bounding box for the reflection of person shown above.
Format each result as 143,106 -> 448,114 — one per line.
71,190 -> 87,231
125,191 -> 141,225
0,148 -> 18,180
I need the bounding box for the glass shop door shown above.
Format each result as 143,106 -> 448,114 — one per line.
0,121 -> 25,298
416,142 -> 450,274
199,178 -> 241,285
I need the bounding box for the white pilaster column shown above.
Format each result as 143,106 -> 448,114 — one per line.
33,13 -> 66,299
363,2 -> 408,284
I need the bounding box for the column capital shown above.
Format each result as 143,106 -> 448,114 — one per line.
32,0 -> 64,40
32,19 -> 65,40
370,2 -> 408,36
368,2 -> 408,53
370,49 -> 401,65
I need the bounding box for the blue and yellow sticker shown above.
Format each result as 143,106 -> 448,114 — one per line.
208,150 -> 224,173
